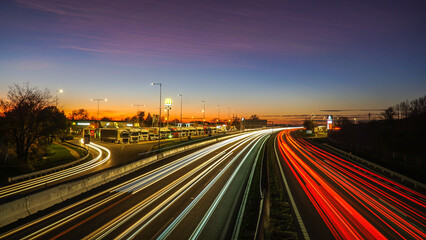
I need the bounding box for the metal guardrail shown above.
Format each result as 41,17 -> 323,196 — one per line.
232,134 -> 269,239
322,143 -> 426,190
8,142 -> 90,183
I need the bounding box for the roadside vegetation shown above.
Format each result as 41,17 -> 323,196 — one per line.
323,95 -> 426,183
30,144 -> 83,171
0,83 -> 82,184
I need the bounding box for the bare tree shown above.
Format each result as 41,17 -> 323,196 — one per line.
0,83 -> 67,163
303,119 -> 317,130
400,100 -> 409,118
70,108 -> 89,120
382,107 -> 396,120
250,114 -> 260,120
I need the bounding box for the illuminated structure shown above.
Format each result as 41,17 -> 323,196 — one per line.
165,98 -> 172,126
327,115 -> 333,130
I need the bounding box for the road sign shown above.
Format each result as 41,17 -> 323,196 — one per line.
165,98 -> 172,106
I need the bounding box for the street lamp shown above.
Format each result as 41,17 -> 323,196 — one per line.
151,82 -> 162,149
178,94 -> 183,141
201,100 -> 206,125
91,98 -> 107,121
217,105 -> 220,124
56,89 -> 63,107
131,104 -> 145,113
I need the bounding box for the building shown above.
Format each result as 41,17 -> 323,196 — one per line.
243,119 -> 268,129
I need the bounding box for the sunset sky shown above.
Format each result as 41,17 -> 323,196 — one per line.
1,0 -> 425,123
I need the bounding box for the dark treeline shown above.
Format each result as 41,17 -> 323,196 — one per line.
383,95 -> 426,120
0,83 -> 68,164
328,95 -> 426,183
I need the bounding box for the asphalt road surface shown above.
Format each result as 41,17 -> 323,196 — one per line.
0,133 -> 235,201
0,129 -> 275,239
274,129 -> 425,239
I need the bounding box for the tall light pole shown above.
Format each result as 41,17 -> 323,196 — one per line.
217,105 -> 220,123
151,82 -> 162,149
91,98 -> 107,121
201,100 -> 206,125
56,89 -> 63,108
131,104 -> 145,113
178,94 -> 183,141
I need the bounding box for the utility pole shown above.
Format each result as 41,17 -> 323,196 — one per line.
151,83 -> 162,149
201,100 -> 206,125
131,104 -> 145,113
56,89 -> 63,108
91,98 -> 107,121
178,94 -> 183,141
217,105 -> 220,124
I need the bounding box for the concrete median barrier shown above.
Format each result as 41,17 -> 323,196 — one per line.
0,197 -> 28,227
0,133 -> 243,228
60,179 -> 87,201
27,187 -> 62,215
85,172 -> 106,191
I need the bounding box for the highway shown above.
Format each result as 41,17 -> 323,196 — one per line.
0,129 -> 277,239
0,132 -> 238,201
275,129 -> 426,239
0,142 -> 110,200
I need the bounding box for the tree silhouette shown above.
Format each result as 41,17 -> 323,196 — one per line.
382,107 -> 396,120
137,111 -> 145,126
70,108 -> 89,120
0,83 -> 67,163
303,119 -> 317,130
144,113 -> 153,127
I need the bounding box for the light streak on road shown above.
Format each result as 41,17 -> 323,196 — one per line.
0,130 -> 277,240
276,130 -> 426,239
0,141 -> 110,199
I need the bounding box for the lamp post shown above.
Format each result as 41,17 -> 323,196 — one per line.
217,105 -> 220,123
56,89 -> 63,108
178,94 -> 183,141
131,104 -> 145,113
91,98 -> 107,121
151,83 -> 162,149
201,100 -> 206,125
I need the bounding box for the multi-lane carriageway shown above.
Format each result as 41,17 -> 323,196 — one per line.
2,127 -> 424,239
275,129 -> 425,240
0,128 -> 286,239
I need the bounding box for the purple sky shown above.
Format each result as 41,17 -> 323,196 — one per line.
1,0 -> 425,123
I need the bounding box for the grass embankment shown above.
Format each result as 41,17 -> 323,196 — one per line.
31,144 -> 82,171
0,142 -> 90,185
63,142 -> 87,158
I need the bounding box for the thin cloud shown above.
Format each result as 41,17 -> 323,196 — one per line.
15,0 -> 405,63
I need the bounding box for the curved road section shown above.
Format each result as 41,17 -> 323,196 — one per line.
275,129 -> 425,239
0,129 -> 281,239
0,142 -> 110,200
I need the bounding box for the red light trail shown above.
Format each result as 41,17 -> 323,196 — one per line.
276,130 -> 426,239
